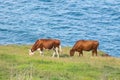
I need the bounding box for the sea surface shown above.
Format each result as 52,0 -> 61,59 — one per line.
0,0 -> 120,57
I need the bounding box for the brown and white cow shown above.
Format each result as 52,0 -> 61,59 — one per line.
29,39 -> 61,58
70,40 -> 99,56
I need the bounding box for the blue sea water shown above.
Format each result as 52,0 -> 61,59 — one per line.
0,0 -> 120,57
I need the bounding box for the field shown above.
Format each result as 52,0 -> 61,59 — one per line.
0,45 -> 120,80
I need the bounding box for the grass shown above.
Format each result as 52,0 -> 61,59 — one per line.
0,45 -> 120,80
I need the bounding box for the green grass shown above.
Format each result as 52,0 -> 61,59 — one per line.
0,45 -> 120,80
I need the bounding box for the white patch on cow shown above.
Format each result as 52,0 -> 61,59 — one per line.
37,48 -> 40,50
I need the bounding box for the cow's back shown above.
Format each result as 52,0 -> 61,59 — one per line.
40,39 -> 60,49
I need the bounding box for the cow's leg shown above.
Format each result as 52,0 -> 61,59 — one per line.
79,52 -> 83,56
55,47 -> 59,58
92,50 -> 94,56
58,45 -> 62,54
92,49 -> 97,56
79,50 -> 83,56
79,52 -> 80,56
94,49 -> 97,56
52,48 -> 56,57
52,47 -> 59,58
81,51 -> 83,56
40,50 -> 44,56
37,48 -> 44,56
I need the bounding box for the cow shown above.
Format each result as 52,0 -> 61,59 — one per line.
70,40 -> 99,56
29,39 -> 61,58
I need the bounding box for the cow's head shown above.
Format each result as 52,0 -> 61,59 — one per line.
70,49 -> 75,56
29,49 -> 34,55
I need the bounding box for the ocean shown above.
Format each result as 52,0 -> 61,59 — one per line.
0,0 -> 120,57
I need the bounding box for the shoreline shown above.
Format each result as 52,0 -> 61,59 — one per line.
0,44 -> 114,58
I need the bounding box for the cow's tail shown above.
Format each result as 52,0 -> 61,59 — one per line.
58,45 -> 62,54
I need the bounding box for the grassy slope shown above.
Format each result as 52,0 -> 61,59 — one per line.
0,45 -> 120,80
